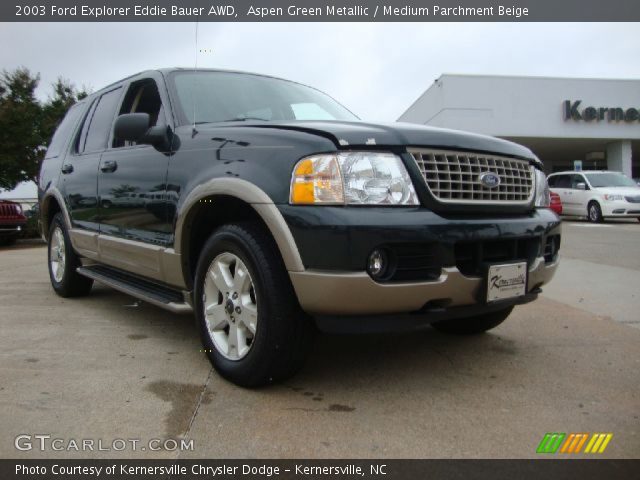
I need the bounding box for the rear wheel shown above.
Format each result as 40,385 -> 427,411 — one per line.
48,213 -> 93,297
194,223 -> 314,387
432,306 -> 514,335
588,201 -> 603,223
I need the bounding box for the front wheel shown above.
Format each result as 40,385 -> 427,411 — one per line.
194,223 -> 314,387
588,201 -> 603,223
432,306 -> 514,335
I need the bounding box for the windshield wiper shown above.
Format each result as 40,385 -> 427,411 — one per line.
200,117 -> 270,123
193,118 -> 270,126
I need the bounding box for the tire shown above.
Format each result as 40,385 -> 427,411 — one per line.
194,222 -> 315,387
432,306 -> 514,335
587,201 -> 603,223
47,213 -> 93,297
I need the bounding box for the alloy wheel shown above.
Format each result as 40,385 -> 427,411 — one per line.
202,252 -> 258,360
49,226 -> 66,283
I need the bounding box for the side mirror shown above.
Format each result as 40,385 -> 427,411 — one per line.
114,113 -> 174,152
142,125 -> 170,148
114,113 -> 150,142
576,182 -> 586,190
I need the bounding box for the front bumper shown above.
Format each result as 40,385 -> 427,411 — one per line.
290,256 -> 557,316
0,225 -> 23,235
281,206 -> 561,317
601,201 -> 640,217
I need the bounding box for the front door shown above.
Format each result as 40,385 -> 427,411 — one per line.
569,173 -> 590,216
97,75 -> 173,247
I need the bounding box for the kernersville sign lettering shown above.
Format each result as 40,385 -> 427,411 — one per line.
564,100 -> 639,123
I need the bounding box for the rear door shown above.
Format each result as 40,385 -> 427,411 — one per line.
62,88 -> 123,232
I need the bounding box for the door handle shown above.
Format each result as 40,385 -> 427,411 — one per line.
100,160 -> 118,173
61,164 -> 74,174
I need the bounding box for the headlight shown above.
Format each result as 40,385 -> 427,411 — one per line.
290,152 -> 419,206
603,194 -> 624,201
534,169 -> 550,208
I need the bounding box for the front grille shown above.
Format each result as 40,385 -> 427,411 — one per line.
543,235 -> 561,263
409,149 -> 535,205
385,243 -> 444,283
625,195 -> 640,203
0,203 -> 19,218
455,238 -> 541,277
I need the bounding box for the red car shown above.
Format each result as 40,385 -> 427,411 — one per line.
0,199 -> 27,246
550,191 -> 562,215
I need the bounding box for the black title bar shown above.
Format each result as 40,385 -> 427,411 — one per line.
3,0 -> 640,22
2,460 -> 639,480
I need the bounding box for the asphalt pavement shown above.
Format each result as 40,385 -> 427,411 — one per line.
0,220 -> 638,459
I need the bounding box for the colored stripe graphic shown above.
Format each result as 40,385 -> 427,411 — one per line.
537,433 -> 612,454
536,433 -> 566,453
584,433 -> 613,454
559,433 -> 588,453
573,433 -> 589,453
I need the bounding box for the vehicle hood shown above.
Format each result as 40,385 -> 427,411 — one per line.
593,187 -> 640,196
247,120 -> 541,166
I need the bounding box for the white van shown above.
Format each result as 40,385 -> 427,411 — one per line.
548,171 -> 640,223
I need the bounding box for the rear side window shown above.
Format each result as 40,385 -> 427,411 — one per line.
76,99 -> 98,154
82,88 -> 122,153
547,175 -> 558,187
45,103 -> 83,159
554,175 -> 571,188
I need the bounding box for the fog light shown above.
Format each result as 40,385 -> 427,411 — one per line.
368,249 -> 388,279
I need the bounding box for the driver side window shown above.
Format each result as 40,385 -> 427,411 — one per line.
113,79 -> 165,148
571,174 -> 586,189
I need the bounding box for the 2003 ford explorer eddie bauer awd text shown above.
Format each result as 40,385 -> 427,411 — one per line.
39,69 -> 560,386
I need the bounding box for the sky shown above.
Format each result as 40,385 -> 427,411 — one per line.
1,21 -> 639,197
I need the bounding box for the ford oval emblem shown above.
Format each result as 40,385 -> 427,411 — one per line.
479,172 -> 501,189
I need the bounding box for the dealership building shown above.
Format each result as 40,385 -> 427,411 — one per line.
399,74 -> 639,178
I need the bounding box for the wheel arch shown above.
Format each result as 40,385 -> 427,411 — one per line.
175,178 -> 304,289
41,189 -> 71,240
587,197 -> 602,212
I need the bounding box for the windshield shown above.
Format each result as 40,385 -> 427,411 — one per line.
170,71 -> 358,125
585,173 -> 638,188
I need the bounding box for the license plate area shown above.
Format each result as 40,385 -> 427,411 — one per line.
486,262 -> 527,303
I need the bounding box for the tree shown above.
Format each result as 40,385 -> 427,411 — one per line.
0,68 -> 41,191
0,68 -> 88,191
